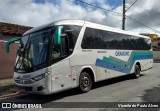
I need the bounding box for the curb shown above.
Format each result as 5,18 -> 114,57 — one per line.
0,90 -> 25,100
154,61 -> 160,63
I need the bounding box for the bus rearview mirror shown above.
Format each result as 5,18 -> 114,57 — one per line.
6,37 -> 21,53
53,26 -> 63,45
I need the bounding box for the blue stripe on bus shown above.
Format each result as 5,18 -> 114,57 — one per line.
95,54 -> 153,74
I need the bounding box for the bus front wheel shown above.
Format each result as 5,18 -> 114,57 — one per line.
79,72 -> 92,93
133,65 -> 140,79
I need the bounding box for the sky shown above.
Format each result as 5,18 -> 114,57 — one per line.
0,0 -> 160,35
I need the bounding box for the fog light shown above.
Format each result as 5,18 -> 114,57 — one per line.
37,86 -> 45,91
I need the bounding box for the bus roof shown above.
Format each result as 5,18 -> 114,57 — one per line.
23,20 -> 84,35
23,19 -> 150,39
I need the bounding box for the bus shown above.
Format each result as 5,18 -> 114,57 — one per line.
6,20 -> 153,95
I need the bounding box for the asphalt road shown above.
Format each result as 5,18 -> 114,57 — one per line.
1,63 -> 160,111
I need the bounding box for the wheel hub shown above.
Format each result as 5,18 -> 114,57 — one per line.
82,76 -> 90,88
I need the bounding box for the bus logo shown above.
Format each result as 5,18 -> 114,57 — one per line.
2,103 -> 11,108
115,51 -> 129,56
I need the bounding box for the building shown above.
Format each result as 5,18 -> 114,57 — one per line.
140,33 -> 160,51
0,22 -> 32,41
152,38 -> 160,51
140,33 -> 158,40
0,22 -> 32,79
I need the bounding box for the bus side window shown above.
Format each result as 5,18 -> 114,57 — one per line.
51,26 -> 61,60
51,26 -> 69,64
51,25 -> 81,64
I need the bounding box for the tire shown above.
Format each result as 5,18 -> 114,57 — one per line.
133,65 -> 140,79
79,72 -> 92,93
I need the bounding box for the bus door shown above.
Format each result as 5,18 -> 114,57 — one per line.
51,26 -> 72,92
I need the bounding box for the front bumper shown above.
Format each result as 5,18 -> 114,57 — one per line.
14,76 -> 51,95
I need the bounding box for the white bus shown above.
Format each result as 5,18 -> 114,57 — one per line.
6,20 -> 153,95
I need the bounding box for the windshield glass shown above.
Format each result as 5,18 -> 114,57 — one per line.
15,29 -> 51,71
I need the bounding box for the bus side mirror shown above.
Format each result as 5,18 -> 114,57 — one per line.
6,37 -> 21,53
53,26 -> 63,45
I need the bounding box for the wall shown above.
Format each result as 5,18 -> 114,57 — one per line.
153,51 -> 160,62
0,41 -> 18,79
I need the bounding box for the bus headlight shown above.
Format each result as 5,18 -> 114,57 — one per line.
32,72 -> 50,81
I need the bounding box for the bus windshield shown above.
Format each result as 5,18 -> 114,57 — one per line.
15,29 -> 51,72
14,25 -> 82,72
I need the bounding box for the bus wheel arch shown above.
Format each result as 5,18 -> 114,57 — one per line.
78,67 -> 95,93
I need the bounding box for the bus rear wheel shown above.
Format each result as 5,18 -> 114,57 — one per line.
133,65 -> 140,79
79,72 -> 92,93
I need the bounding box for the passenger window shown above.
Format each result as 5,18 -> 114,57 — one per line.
81,27 -> 151,50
